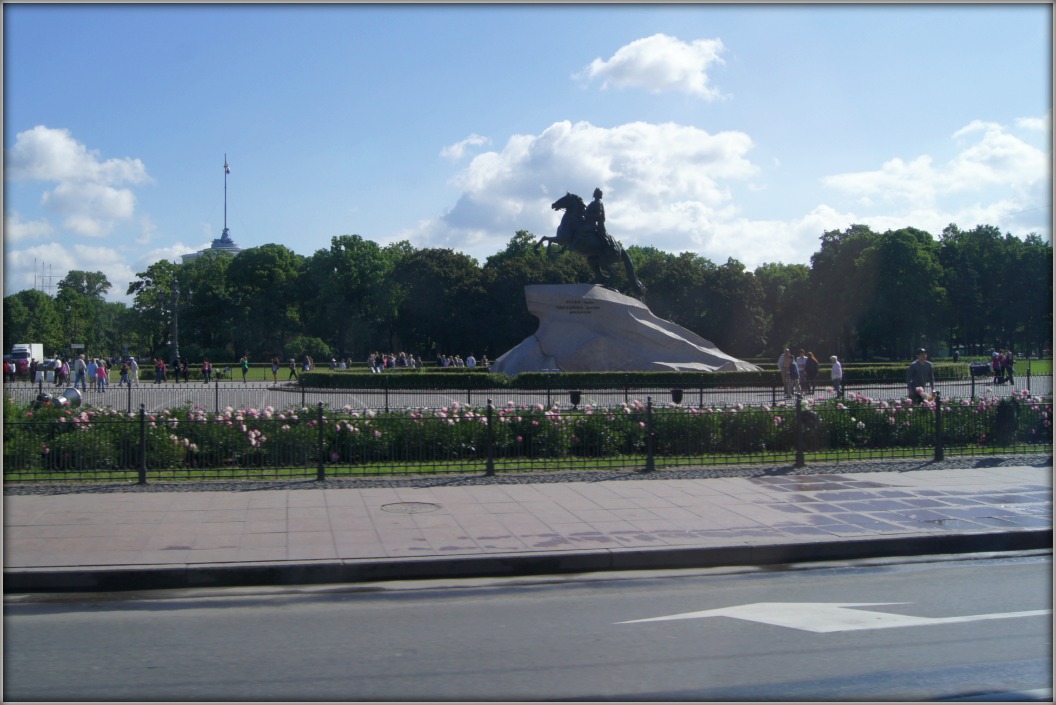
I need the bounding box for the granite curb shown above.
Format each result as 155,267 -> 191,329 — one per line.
5,527 -> 1050,594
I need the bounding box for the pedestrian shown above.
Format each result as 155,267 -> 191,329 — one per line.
129,357 -> 139,385
119,360 -> 131,387
202,358 -> 212,384
288,358 -> 298,380
271,356 -> 280,383
86,357 -> 98,391
829,355 -> 843,398
795,349 -> 808,387
907,348 -> 935,404
984,350 -> 1001,386
788,353 -> 801,395
181,357 -> 190,383
804,352 -> 820,394
1003,350 -> 1015,386
74,354 -> 88,391
240,355 -> 250,383
777,348 -> 792,397
95,360 -> 109,391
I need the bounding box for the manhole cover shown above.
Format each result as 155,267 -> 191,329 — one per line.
381,502 -> 441,514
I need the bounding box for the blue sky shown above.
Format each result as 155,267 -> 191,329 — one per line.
4,3 -> 1051,304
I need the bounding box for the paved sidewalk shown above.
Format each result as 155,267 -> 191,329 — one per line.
4,463 -> 1051,593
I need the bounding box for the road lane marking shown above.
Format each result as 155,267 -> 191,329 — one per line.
617,602 -> 1053,632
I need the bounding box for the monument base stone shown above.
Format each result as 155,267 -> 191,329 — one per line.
489,284 -> 761,375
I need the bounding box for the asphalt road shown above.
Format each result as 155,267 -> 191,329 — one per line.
4,554 -> 1051,701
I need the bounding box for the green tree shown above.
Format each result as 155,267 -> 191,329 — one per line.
754,261 -> 810,356
808,225 -> 879,360
225,244 -> 305,359
127,259 -> 180,358
857,227 -> 946,358
299,235 -> 395,358
177,253 -> 236,359
3,289 -> 64,356
56,270 -> 113,356
394,248 -> 486,356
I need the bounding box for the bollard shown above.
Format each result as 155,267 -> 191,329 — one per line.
317,402 -> 326,482
484,398 -> 496,477
643,396 -> 655,472
933,391 -> 944,461
794,394 -> 805,468
138,403 -> 148,485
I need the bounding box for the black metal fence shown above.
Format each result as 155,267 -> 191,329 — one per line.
3,390 -> 1051,484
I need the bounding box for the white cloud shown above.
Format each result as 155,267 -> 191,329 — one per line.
1016,113 -> 1050,131
3,212 -> 54,243
393,119 -> 759,260
5,125 -> 152,238
576,33 -> 725,99
440,134 -> 491,160
822,119 -> 1049,210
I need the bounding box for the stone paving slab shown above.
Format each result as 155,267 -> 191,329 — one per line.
3,465 -> 1051,592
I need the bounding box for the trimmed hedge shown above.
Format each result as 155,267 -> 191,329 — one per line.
297,363 -> 966,390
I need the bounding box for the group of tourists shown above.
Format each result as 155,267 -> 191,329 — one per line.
990,349 -> 1016,385
777,348 -> 832,398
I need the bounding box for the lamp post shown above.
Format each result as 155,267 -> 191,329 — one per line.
171,279 -> 181,364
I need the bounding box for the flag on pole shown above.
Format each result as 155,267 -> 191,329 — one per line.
224,159 -> 230,174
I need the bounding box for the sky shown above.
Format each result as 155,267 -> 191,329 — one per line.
4,3 -> 1052,305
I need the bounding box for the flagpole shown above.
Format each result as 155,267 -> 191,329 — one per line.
223,154 -> 228,237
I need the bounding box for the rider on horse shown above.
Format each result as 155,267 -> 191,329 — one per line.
582,188 -> 608,249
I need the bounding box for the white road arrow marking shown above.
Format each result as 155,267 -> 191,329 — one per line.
617,602 -> 1052,633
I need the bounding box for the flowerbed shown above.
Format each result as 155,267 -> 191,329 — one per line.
3,390 -> 1050,478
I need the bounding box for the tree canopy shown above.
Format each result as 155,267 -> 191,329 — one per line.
5,223 -> 1051,363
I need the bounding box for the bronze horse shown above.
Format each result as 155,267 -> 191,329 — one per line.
535,192 -> 646,296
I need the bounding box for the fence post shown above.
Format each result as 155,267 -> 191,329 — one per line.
484,398 -> 495,476
317,401 -> 326,482
127,378 -> 132,414
643,396 -> 655,472
1026,358 -> 1031,393
301,378 -> 307,409
138,403 -> 148,485
467,375 -> 472,406
215,376 -> 220,414
933,390 -> 944,461
794,394 -> 805,468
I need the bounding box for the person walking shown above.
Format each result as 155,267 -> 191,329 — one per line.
777,348 -> 792,397
271,356 -> 280,383
288,358 -> 298,380
119,360 -> 131,387
202,358 -> 213,384
907,348 -> 935,404
788,353 -> 801,396
240,355 -> 250,383
129,357 -> 139,385
804,352 -> 820,394
74,354 -> 88,391
830,355 -> 843,398
96,360 -> 109,392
